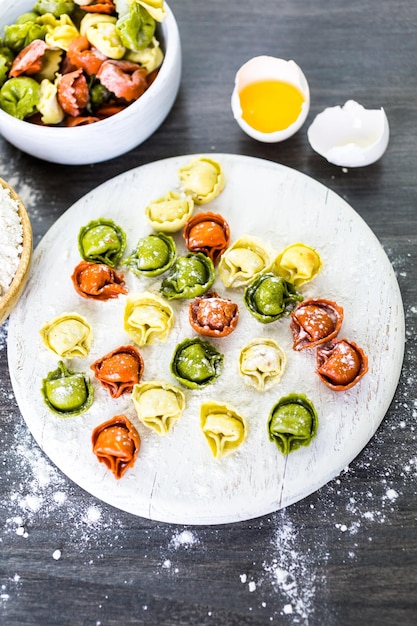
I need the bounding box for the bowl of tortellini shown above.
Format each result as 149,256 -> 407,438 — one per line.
0,0 -> 181,164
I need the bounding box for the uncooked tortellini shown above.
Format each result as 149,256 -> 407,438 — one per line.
238,338 -> 286,391
124,292 -> 174,346
200,402 -> 247,459
40,312 -> 92,358
218,235 -> 274,288
178,157 -> 225,204
268,393 -> 318,455
132,380 -> 185,435
144,191 -> 194,232
273,242 -> 322,287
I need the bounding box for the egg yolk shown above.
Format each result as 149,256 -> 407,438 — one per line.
239,80 -> 305,133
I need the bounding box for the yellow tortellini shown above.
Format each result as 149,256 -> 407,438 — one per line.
40,312 -> 92,358
238,338 -> 287,391
124,292 -> 174,346
132,380 -> 185,435
137,0 -> 167,21
36,50 -> 64,82
125,37 -> 164,73
178,157 -> 226,205
218,235 -> 274,288
44,14 -> 80,51
200,402 -> 247,459
144,191 -> 194,232
273,242 -> 323,287
38,79 -> 64,125
80,14 -> 126,59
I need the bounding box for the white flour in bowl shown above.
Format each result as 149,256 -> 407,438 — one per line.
0,185 -> 23,296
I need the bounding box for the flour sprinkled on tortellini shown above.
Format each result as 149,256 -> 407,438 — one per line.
273,242 -> 323,287
40,312 -> 93,358
41,360 -> 94,417
123,232 -> 177,277
178,157 -> 226,205
316,339 -> 368,391
290,298 -> 344,350
145,191 -> 194,232
92,414 -> 141,479
90,344 -> 144,398
160,253 -> 215,300
170,338 -> 224,389
132,380 -> 185,435
78,218 -> 127,268
244,272 -> 303,323
218,235 -> 274,288
124,292 -> 174,346
238,338 -> 286,391
268,393 -> 318,455
200,402 -> 247,459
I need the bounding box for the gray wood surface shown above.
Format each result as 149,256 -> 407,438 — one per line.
1,1 -> 416,624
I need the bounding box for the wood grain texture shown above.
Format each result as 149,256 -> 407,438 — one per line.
1,0 -> 417,624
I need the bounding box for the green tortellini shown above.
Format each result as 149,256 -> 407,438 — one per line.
244,272 -> 303,323
0,77 -> 40,120
268,393 -> 318,455
170,338 -> 224,389
78,218 -> 127,268
132,380 -> 185,435
115,0 -> 156,51
0,48 -> 14,88
34,0 -> 76,17
3,16 -> 47,52
41,361 -> 94,417
40,312 -> 92,358
124,232 -> 176,277
160,253 -> 215,300
200,402 -> 247,459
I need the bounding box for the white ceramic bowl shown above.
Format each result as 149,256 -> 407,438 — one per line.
0,1 -> 181,165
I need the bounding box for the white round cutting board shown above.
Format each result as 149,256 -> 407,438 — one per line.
7,154 -> 405,525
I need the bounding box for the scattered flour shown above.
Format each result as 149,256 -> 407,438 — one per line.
0,185 -> 23,294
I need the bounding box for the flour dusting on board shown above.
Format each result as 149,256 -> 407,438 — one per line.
1,247 -> 414,623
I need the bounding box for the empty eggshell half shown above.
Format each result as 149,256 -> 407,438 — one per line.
307,100 -> 389,167
231,56 -> 310,142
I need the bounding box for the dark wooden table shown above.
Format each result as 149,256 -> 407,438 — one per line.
1,1 -> 416,624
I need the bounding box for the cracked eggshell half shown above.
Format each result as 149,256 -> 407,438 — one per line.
231,56 -> 310,142
307,100 -> 390,167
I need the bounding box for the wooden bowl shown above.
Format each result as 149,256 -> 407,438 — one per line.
0,178 -> 32,325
